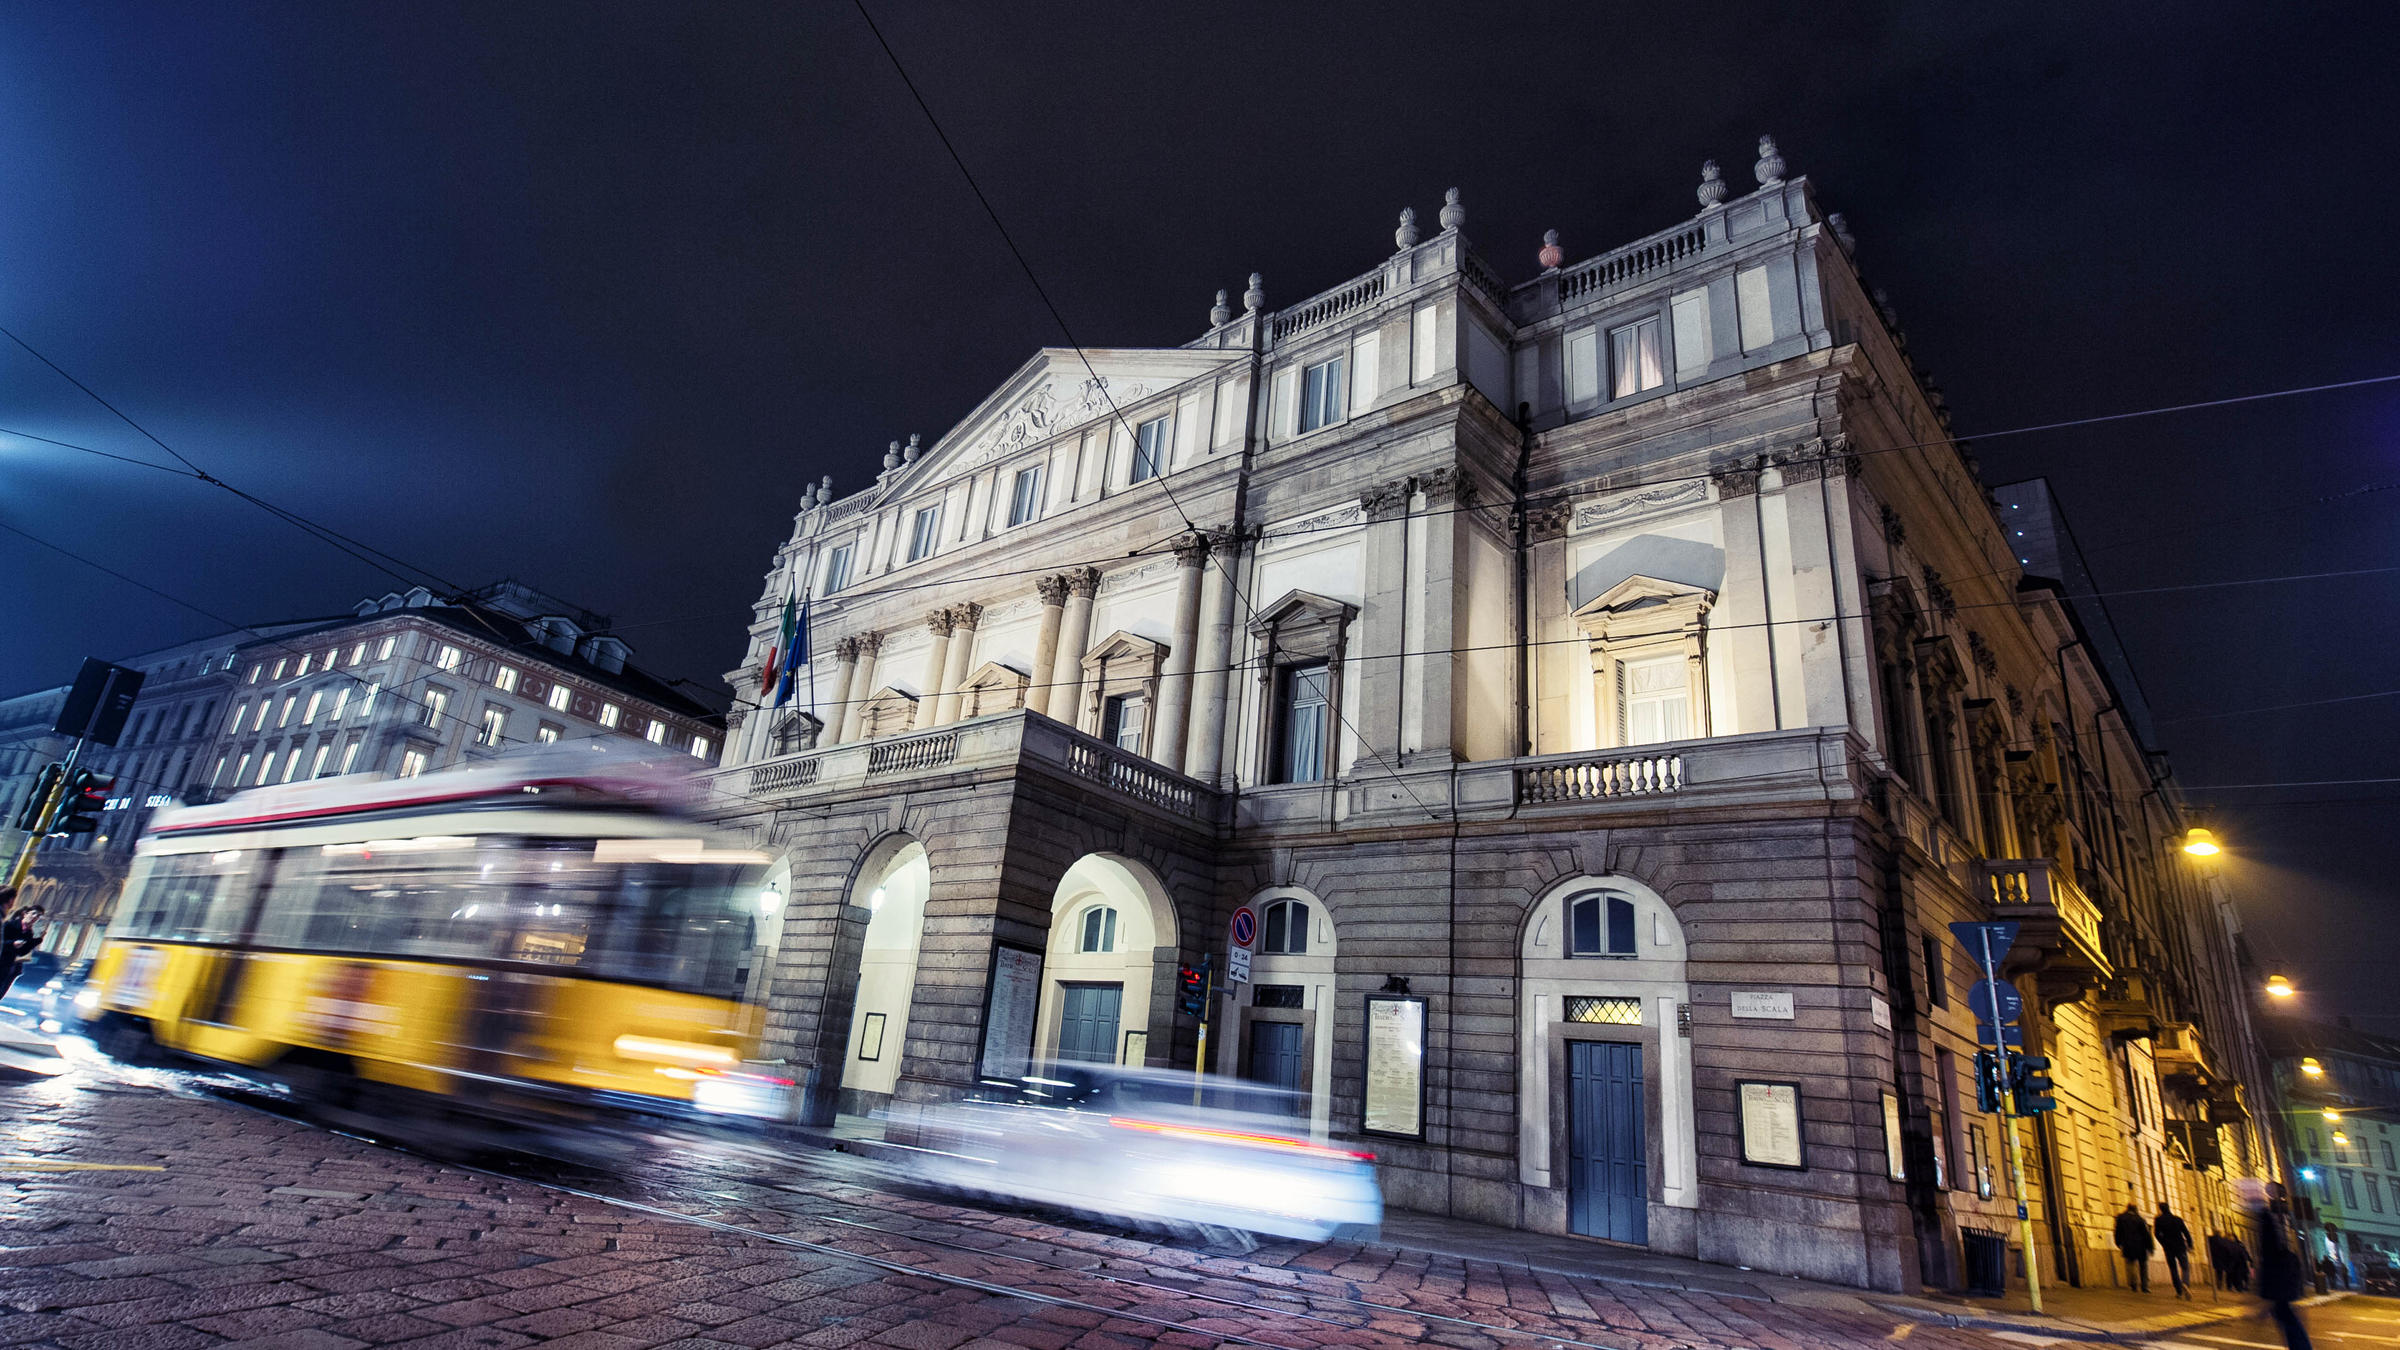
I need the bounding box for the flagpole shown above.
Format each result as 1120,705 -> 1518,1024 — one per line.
802,588 -> 817,732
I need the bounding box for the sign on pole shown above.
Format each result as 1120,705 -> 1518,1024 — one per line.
1948,920 -> 2020,960
1229,906 -> 1257,950
1967,978 -> 2023,1027
1226,945 -> 1252,985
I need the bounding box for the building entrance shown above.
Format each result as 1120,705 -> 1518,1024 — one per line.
1246,1021 -> 1306,1108
1568,1040 -> 1648,1245
1057,982 -> 1123,1063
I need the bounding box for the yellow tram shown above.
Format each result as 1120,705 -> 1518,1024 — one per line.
76,751 -> 789,1124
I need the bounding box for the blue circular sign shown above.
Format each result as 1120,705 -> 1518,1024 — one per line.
1230,906 -> 1257,949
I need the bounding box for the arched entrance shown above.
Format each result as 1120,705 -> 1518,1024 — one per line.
1033,854 -> 1177,1070
838,834 -> 930,1112
1222,887 -> 1338,1136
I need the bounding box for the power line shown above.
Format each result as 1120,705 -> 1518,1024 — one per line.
2155,688 -> 2400,725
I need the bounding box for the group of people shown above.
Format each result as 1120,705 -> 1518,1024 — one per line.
2113,1191 -> 2316,1350
0,886 -> 42,1001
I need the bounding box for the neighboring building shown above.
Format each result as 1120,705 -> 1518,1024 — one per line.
698,143 -> 2276,1292
2266,1017 -> 2400,1274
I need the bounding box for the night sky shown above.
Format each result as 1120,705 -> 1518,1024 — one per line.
2,3 -> 2393,1020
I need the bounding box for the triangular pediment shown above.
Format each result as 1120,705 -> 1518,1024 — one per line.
1246,588 -> 1356,638
960,660 -> 1029,690
1574,573 -> 1714,620
1081,629 -> 1169,670
879,347 -> 1246,498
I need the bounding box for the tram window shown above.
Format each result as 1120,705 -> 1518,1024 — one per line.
594,863 -> 757,996
129,851 -> 255,943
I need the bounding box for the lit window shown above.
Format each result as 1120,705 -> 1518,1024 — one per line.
398,749 -> 427,779
378,636 -> 396,660
1078,906 -> 1118,953
228,700 -> 250,734
908,506 -> 940,563
277,696 -> 298,728
226,753 -> 247,786
825,542 -> 855,594
1299,356 -> 1347,432
493,665 -> 519,693
435,644 -> 464,672
348,643 -> 366,665
1100,693 -> 1145,755
1273,663 -> 1330,784
271,658 -> 287,680
1621,654 -> 1690,746
690,735 -> 711,759
329,686 -> 350,721
295,654 -> 313,676
1567,893 -> 1639,957
310,743 -> 332,779
255,753 -> 275,786
536,723 -> 563,745
422,687 -> 450,727
1610,316 -> 1665,398
282,747 -> 306,782
478,706 -> 508,746
339,740 -> 361,774
1131,416 -> 1169,483
599,704 -> 621,729
644,720 -> 666,744
1261,899 -> 1309,955
547,684 -> 572,712
360,681 -> 381,718
323,648 -> 338,670
1009,465 -> 1043,526
302,691 -> 325,725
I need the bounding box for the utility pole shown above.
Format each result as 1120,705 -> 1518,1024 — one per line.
8,661 -> 139,890
1974,924 -> 2043,1315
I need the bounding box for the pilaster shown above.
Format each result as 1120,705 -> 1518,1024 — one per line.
934,603 -> 982,725
1712,467 -> 1780,732
1150,533 -> 1210,773
913,610 -> 954,731
1047,567 -> 1101,725
1028,575 -> 1068,722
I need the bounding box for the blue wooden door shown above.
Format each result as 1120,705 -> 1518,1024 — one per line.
1568,1040 -> 1648,1244
1057,983 -> 1123,1063
1245,1021 -> 1306,1110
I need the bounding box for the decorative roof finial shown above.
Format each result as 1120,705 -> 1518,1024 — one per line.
1394,207 -> 1420,251
1537,229 -> 1563,271
1827,212 -> 1856,254
1209,289 -> 1231,326
1697,160 -> 1728,210
904,433 -> 921,463
1754,135 -> 1786,187
883,440 -> 902,471
817,476 -> 832,505
1242,272 -> 1265,314
1438,186 -> 1465,232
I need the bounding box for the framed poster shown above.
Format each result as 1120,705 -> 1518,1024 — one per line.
1121,1029 -> 1148,1067
975,941 -> 1045,1080
1881,1090 -> 1906,1181
1737,1080 -> 1806,1170
1362,995 -> 1427,1139
858,1011 -> 887,1062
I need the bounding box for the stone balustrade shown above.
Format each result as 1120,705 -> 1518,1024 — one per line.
1518,750 -> 1683,803
1552,220 -> 1710,305
1268,271 -> 1387,345
1980,857 -> 2110,975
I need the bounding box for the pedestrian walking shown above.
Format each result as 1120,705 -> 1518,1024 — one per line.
2258,1190 -> 2314,1350
0,890 -> 40,1001
2157,1203 -> 2195,1299
2116,1202 -> 2156,1292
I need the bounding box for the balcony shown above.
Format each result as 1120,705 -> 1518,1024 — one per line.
1979,858 -> 2112,985
2155,1020 -> 2221,1095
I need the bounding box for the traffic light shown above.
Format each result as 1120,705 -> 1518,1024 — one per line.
54,771 -> 112,836
1176,956 -> 1211,1017
12,763 -> 62,832
1974,1049 -> 2006,1112
2010,1053 -> 2057,1115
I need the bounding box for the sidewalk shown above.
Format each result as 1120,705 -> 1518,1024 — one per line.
1872,1282 -> 2353,1342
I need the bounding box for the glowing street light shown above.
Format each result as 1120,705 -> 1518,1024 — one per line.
2334,1132 -> 2352,1146
2266,974 -> 2296,999
2182,827 -> 2222,857
2301,1057 -> 2326,1078
2324,1109 -> 2343,1122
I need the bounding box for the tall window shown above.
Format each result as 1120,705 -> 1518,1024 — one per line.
329,686 -> 350,721
1131,417 -> 1169,483
825,542 -> 855,593
536,722 -> 563,744
228,700 -> 250,734
435,644 -> 464,672
478,706 -> 508,746
644,720 -> 666,744
548,683 -> 572,712
378,636 -> 397,660
398,749 -> 428,779
280,747 -> 305,783
271,658 -> 287,680
348,642 -> 366,665
1262,899 -> 1309,955
690,735 -> 711,759
907,505 -> 940,563
1567,893 -> 1638,957
359,681 -> 381,718
422,686 -> 450,727
309,743 -> 332,779
1620,654 -> 1690,745
296,654 -> 313,676
1273,662 -> 1330,784
1610,316 -> 1665,398
1078,905 -> 1118,953
599,703 -> 622,729
277,695 -> 299,728
493,665 -> 519,693
1100,693 -> 1146,754
339,740 -> 362,774
302,690 -> 325,725
1921,933 -> 1949,1009
1009,465 -> 1043,526
231,752 -> 251,786
1300,355 -> 1347,432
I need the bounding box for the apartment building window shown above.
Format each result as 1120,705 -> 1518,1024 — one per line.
825,542 -> 855,594
1922,933 -> 1949,1009
493,665 -> 519,693
256,752 -> 277,785
302,690 -> 325,725
227,753 -> 247,786
277,695 -> 299,729
2384,1140 -> 2396,1171
644,720 -> 666,745
422,686 -> 450,727
280,747 -> 305,783
2370,1177 -> 2386,1214
1100,693 -> 1147,754
348,643 -> 366,665
1621,653 -> 1691,745
690,735 -> 711,759
339,739 -> 362,774
478,706 -> 508,746
228,700 -> 250,734
536,722 -> 562,744
543,684 -> 569,712
360,682 -> 380,718
271,658 -> 287,680
908,505 -> 940,563
398,749 -> 428,779
599,703 -> 621,729
1272,663 -> 1330,784
378,636 -> 397,660
435,644 -> 464,672
1131,416 -> 1169,483
310,744 -> 332,779
1299,355 -> 1347,433
329,687 -> 349,721
1610,316 -> 1664,398
2341,1170 -> 2359,1208
1008,465 -> 1043,526
296,654 -> 313,676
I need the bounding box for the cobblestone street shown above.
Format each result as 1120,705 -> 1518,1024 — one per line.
0,1057 -> 2066,1350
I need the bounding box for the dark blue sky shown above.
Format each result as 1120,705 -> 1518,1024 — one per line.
1,2 -> 2393,1016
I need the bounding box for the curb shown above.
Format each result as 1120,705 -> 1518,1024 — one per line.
1869,1290 -> 2352,1343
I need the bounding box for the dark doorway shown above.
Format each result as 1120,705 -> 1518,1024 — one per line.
1568,1039 -> 1648,1244
1057,982 -> 1123,1063
1245,1020 -> 1306,1110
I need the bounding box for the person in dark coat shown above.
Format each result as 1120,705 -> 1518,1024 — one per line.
2211,1231 -> 2252,1293
2156,1203 -> 2195,1298
2116,1202 -> 2157,1292
0,891 -> 39,1001
2258,1192 -> 2314,1350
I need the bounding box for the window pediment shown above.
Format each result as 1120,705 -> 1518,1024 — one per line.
1573,574 -> 1715,643
857,686 -> 920,738
958,661 -> 1031,718
1081,630 -> 1169,674
1247,588 -> 1357,665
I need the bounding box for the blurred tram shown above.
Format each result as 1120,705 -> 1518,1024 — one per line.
75,750 -> 791,1126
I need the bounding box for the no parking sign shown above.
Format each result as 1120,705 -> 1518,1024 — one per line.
1229,906 -> 1257,949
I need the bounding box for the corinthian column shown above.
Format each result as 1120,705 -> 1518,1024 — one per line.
1046,567 -> 1101,725
913,610 -> 954,730
1028,574 -> 1069,719
841,632 -> 882,742
819,636 -> 862,748
1150,533 -> 1210,772
934,602 -> 982,725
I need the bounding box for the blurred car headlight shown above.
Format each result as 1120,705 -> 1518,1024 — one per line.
73,988 -> 101,1013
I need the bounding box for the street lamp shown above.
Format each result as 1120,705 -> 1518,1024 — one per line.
2267,974 -> 2296,999
2301,1057 -> 2326,1078
2182,827 -> 2222,857
2324,1109 -> 2343,1122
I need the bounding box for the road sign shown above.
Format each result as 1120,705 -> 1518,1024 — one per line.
1975,1022 -> 2027,1049
1949,920 -> 2021,960
1230,906 -> 1257,950
53,659 -> 145,746
1968,979 -> 2023,1027
1226,945 -> 1252,985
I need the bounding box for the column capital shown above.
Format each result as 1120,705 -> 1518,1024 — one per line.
834,635 -> 863,661
1713,467 -> 1762,499
1065,566 -> 1102,599
857,630 -> 883,654
925,608 -> 955,637
1360,477 -> 1412,521
1526,500 -> 1573,542
1035,573 -> 1070,606
1415,465 -> 1474,508
1170,531 -> 1211,567
946,601 -> 984,631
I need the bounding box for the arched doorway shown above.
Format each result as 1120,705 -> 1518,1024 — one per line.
1223,887 -> 1338,1136
1033,855 -> 1177,1070
1518,875 -> 1694,1251
838,835 -> 930,1112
